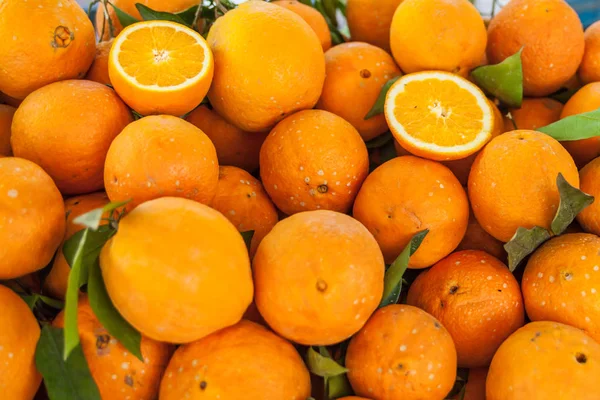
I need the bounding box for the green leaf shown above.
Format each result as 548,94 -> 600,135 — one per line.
136,4 -> 191,27
20,294 -> 40,310
365,132 -> 393,149
307,347 -> 348,377
551,173 -> 595,235
63,226 -> 116,286
108,2 -> 139,28
380,230 -> 429,307
21,294 -> 64,310
175,5 -> 200,26
364,76 -> 401,120
471,48 -> 523,107
241,231 -> 255,253
504,226 -> 551,272
327,373 -> 353,398
73,200 -> 130,231
35,326 -> 101,400
538,107 -> 600,141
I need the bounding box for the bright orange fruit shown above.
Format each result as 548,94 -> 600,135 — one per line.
579,21 -> 600,84
346,0 -> 404,51
577,157 -> 600,236
85,39 -> 113,86
272,0 -> 331,51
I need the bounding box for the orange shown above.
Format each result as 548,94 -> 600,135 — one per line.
389,0 -> 486,76
559,82 -> 600,168
43,192 -> 110,300
353,156 -> 469,267
186,105 -> 268,172
0,285 -> 41,399
456,211 -> 506,262
385,71 -> 494,161
317,42 -> 402,141
579,21 -> 600,84
11,80 -> 132,195
100,197 -> 253,343
486,321 -> 600,400
503,97 -> 563,132
104,115 -> 219,211
0,0 -> 95,100
260,110 -> 369,215
207,0 -> 325,132
109,20 -> 214,117
53,295 -> 173,400
85,39 -> 113,86
407,250 -> 524,367
452,368 -> 487,400
577,157 -> 600,235
159,320 -> 311,399
0,104 -> 15,157
346,0 -> 403,52
468,130 -> 579,242
210,166 -> 278,258
0,157 -> 65,280
253,210 -> 384,345
487,0 -> 585,97
346,304 -> 457,400
522,233 -> 600,343
272,1 -> 331,51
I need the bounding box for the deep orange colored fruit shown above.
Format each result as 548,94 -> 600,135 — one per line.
0,104 -> 15,157
346,304 -> 457,400
85,39 -> 113,85
407,250 -> 524,367
11,80 -> 132,195
579,21 -> 600,84
100,197 -> 253,343
452,368 -> 487,400
456,211 -> 506,262
317,42 -> 402,141
486,321 -> 600,400
577,157 -> 600,235
260,110 -> 369,215
346,0 -> 403,51
253,210 -> 384,345
272,1 -> 331,51
104,115 -> 219,211
353,156 -> 469,267
503,98 -> 563,132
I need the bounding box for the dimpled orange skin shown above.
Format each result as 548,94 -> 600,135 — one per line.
346,0 -> 403,52
104,115 -> 219,211
579,21 -> 600,84
85,39 -> 113,85
253,210 -> 384,345
0,285 -> 41,399
260,110 -> 369,215
100,197 -> 253,344
186,105 -> 268,172
503,97 -> 563,132
559,83 -> 600,168
353,156 -> 469,268
468,130 -> 579,242
390,0 -> 486,76
407,250 -> 524,368
456,212 -> 506,262
451,368 -> 487,400
487,0 -> 584,97
317,42 -> 402,141
207,1 -> 325,132
0,104 -> 15,157
0,158 -> 65,280
346,305 -> 457,400
577,158 -> 600,236
272,1 -> 331,51
54,296 -> 174,400
486,321 -> 600,400
522,234 -> 600,343
11,80 -> 133,195
43,192 -> 110,300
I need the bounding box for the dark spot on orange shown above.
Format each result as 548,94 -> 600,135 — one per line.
576,353 -> 587,364
397,363 -> 404,369
449,285 -> 459,294
360,69 -> 371,78
530,331 -> 542,342
112,176 -> 118,184
316,279 -> 328,292
124,375 -> 134,387
52,26 -> 74,48
200,381 -> 208,390
96,334 -> 110,350
246,193 -> 251,198
434,321 -> 441,329
317,184 -> 328,193
440,300 -> 445,309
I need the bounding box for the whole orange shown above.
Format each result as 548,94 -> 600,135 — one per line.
253,210 -> 384,345
272,1 -> 331,51
104,115 -> 219,211
260,110 -> 369,215
353,156 -> 469,267
486,321 -> 600,400
456,211 -> 506,262
503,98 -> 563,132
487,0 -> 584,96
11,80 -> 132,195
346,0 -> 404,51
346,304 -> 457,400
468,130 -> 579,242
579,21 -> 600,84
207,0 -> 325,132
577,157 -> 600,235
100,197 -> 253,343
317,42 -> 402,141
0,104 -> 15,157
0,157 -> 65,279
85,39 -> 113,86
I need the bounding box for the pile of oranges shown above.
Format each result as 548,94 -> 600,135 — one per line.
1,0 -> 600,399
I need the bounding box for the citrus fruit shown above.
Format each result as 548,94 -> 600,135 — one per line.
272,0 -> 331,51
353,156 -> 469,267
253,210 -> 384,345
0,104 -> 15,157
11,80 -> 132,195
579,21 -> 600,84
346,0 -> 403,51
100,197 -> 253,343
456,211 -> 506,262
452,368 -> 487,400
317,42 -> 402,141
260,110 -> 369,215
207,0 -> 325,132
85,39 -> 113,85
487,0 -> 585,96
504,97 -> 563,132
104,115 -> 219,211
346,304 -> 457,400
0,157 -> 65,280
385,71 -> 494,161
577,157 -> 600,236
108,20 -> 214,116
468,130 -> 579,242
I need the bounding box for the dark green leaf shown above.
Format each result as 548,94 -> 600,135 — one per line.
20,294 -> 40,310
445,368 -> 470,399
36,326 -> 101,400
307,347 -> 348,377
551,173 -> 594,235
327,373 -> 353,398
364,76 -> 401,120
504,226 -> 551,272
538,107 -> 600,141
241,231 -> 255,253
136,4 -> 190,27
175,5 -> 200,26
39,295 -> 64,309
471,48 -> 523,107
108,2 -> 139,28
131,109 -> 144,120
365,132 -> 393,149
73,200 -> 130,231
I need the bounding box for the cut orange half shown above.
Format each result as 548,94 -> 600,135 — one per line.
384,71 -> 494,161
108,20 -> 214,117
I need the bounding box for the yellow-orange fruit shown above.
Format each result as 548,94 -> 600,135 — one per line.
272,1 -> 331,51
456,211 -> 506,262
579,21 -> 600,84
0,104 -> 15,157
346,0 -> 403,51
504,97 -> 563,132
577,157 -> 600,235
85,39 -> 113,85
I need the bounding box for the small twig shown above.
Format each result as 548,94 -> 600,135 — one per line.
491,0 -> 498,18
215,0 -> 228,15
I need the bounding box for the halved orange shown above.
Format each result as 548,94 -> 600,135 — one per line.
108,20 -> 214,116
384,71 -> 494,161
